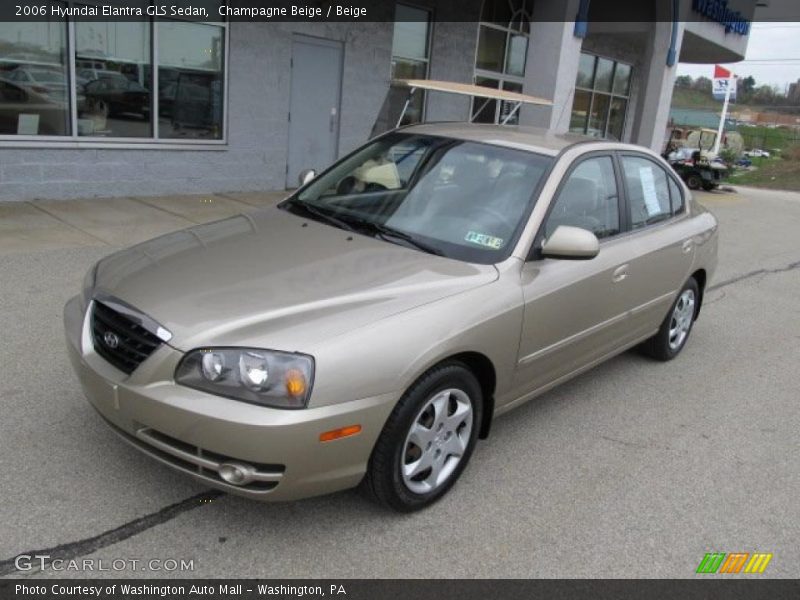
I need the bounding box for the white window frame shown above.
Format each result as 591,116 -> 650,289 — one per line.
571,52 -> 632,141
390,2 -> 433,124
0,1 -> 230,149
471,0 -> 532,124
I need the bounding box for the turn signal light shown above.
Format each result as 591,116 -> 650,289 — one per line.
284,368 -> 307,398
319,424 -> 362,442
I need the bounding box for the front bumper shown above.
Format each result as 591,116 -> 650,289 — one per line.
64,295 -> 396,501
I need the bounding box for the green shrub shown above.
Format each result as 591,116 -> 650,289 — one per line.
718,147 -> 738,167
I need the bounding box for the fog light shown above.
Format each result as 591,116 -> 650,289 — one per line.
218,462 -> 254,486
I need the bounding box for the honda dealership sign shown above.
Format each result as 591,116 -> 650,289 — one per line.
712,65 -> 736,102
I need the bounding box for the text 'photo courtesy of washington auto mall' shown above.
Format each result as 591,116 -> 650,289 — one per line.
1,0 -> 800,598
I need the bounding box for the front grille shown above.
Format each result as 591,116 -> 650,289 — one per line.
90,301 -> 162,374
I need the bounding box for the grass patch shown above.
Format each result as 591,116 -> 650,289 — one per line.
736,126 -> 800,153
729,157 -> 800,191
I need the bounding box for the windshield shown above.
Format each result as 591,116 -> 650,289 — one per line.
282,133 -> 552,263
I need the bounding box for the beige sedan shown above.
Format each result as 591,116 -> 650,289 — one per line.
64,123 -> 718,511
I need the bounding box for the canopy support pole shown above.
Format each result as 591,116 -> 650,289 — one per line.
396,87 -> 417,128
470,97 -> 493,123
500,101 -> 522,125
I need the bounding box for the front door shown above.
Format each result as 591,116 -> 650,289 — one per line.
514,154 -> 632,396
286,35 -> 343,188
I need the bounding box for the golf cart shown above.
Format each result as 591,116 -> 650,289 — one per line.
663,127 -> 728,191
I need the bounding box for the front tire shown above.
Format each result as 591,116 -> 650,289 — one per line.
360,362 -> 483,512
640,277 -> 699,361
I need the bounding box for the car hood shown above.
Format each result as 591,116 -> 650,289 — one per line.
93,206 -> 498,351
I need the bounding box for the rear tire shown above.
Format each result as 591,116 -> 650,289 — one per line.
640,277 -> 699,361
360,361 -> 482,512
640,277 -> 700,361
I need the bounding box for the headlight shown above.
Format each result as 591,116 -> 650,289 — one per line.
82,262 -> 98,303
175,348 -> 315,409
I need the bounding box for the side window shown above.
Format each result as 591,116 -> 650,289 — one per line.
668,176 -> 685,214
544,156 -> 620,239
621,155 -> 672,229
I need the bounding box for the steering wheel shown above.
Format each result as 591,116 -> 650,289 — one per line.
336,176 -> 357,195
472,206 -> 515,235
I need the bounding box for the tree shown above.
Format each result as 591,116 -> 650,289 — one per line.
675,75 -> 693,89
752,84 -> 777,106
692,76 -> 713,93
737,75 -> 756,103
740,75 -> 756,94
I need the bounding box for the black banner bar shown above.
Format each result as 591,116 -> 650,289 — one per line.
1,579 -> 800,600
1,0 -> 799,23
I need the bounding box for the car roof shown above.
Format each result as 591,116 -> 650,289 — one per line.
400,122 -> 601,156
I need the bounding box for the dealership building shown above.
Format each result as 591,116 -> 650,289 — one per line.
0,0 -> 757,201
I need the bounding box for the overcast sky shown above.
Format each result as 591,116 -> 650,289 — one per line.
677,22 -> 800,91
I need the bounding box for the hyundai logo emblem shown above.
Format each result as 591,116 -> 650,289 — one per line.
103,331 -> 120,349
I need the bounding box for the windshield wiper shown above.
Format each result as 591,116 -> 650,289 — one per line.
284,199 -> 359,233
285,199 -> 443,256
336,215 -> 445,256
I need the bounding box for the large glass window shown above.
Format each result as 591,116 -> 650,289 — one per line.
472,0 -> 533,125
0,1 -> 227,143
570,53 -> 631,141
0,6 -> 70,136
158,20 -> 224,139
76,17 -> 152,138
390,4 -> 432,126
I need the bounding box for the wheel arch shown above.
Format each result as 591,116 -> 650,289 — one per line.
690,268 -> 707,318
433,351 -> 497,440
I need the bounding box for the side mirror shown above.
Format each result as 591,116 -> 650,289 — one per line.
540,225 -> 599,260
298,169 -> 317,187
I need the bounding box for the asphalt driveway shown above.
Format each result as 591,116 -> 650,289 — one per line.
0,186 -> 798,578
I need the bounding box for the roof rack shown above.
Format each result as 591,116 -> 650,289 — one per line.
392,79 -> 553,128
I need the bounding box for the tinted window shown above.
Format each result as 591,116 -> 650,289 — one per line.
621,155 -> 672,229
545,156 -> 620,239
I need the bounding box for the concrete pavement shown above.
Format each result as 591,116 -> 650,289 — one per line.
0,186 -> 798,578
0,191 -> 287,255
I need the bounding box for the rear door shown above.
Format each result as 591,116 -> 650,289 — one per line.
616,153 -> 695,338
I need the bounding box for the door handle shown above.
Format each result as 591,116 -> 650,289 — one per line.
329,107 -> 337,132
612,264 -> 628,283
682,239 -> 693,254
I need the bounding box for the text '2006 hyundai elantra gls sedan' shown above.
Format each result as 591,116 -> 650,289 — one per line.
64,123 -> 718,511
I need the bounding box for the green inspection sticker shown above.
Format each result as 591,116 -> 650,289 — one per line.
464,231 -> 504,249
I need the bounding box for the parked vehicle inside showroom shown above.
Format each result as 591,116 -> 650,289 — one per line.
65,102 -> 717,512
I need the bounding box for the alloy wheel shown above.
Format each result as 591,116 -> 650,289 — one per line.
668,289 -> 695,351
401,388 -> 473,494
